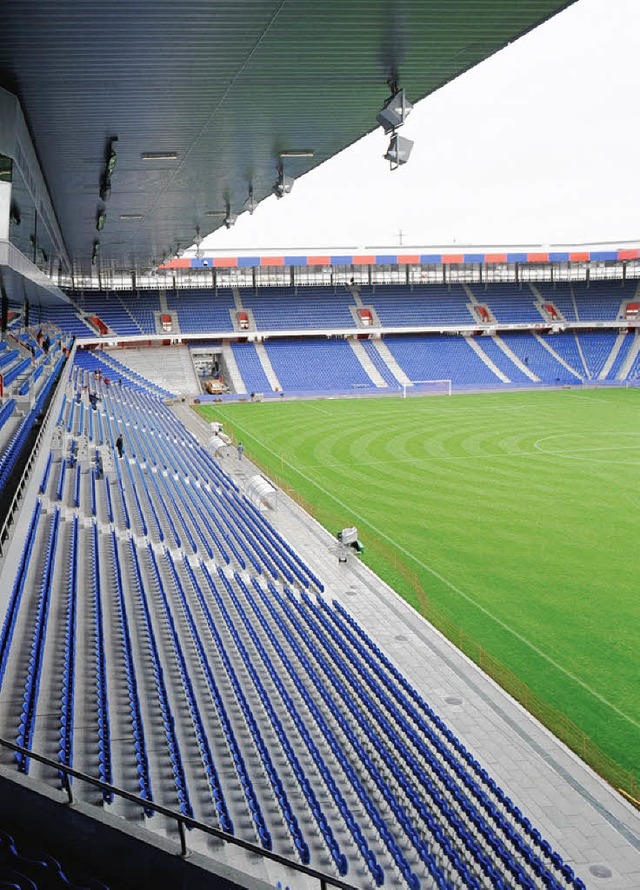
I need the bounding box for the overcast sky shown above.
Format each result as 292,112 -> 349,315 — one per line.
200,0 -> 640,254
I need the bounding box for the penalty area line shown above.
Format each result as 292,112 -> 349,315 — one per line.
227,414 -> 640,733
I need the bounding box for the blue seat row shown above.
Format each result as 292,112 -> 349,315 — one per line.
128,541 -> 192,819
109,531 -> 153,813
259,580 -> 455,888
58,515 -> 79,779
0,827 -> 109,890
38,453 -> 53,495
0,354 -> 65,494
0,398 -> 16,430
176,559 -> 266,843
0,349 -> 20,369
197,564 -> 311,865
91,522 -> 112,799
16,508 -> 60,773
327,599 -> 586,890
237,493 -> 324,591
4,357 -> 32,388
227,572 -> 387,886
0,502 -> 42,693
88,379 -> 322,584
155,551 -> 233,835
293,590 -> 550,888
121,460 -> 148,537
209,567 -> 349,875
174,559 -> 271,849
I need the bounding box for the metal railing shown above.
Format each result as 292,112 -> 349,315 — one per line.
0,737 -> 359,890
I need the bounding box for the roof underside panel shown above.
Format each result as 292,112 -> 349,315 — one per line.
0,0 -> 574,274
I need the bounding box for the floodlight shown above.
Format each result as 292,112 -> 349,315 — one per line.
140,151 -> 178,161
243,186 -> 256,215
376,89 -> 413,133
384,133 -> 413,170
273,167 -> 294,199
194,227 -> 204,259
279,149 -> 314,159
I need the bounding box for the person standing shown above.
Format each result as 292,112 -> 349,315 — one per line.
115,434 -> 124,459
237,442 -> 244,460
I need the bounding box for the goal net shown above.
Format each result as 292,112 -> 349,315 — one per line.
401,379 -> 452,398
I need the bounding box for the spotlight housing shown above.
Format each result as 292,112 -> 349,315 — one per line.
384,133 -> 413,170
376,89 -> 413,134
273,167 -> 294,199
243,186 -> 257,215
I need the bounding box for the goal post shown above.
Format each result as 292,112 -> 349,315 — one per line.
401,379 -> 452,398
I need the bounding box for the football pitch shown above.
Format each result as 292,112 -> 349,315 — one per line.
197,389 -> 640,789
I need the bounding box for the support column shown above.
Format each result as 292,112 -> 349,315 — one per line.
0,154 -> 12,242
0,269 -> 8,333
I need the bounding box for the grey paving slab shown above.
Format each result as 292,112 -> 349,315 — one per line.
191,418 -> 640,890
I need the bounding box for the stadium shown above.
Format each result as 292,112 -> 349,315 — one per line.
0,2 -> 639,889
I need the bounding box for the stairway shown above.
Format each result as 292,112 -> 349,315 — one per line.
254,342 -> 281,391
465,338 -> 510,382
494,335 -> 540,381
349,340 -> 387,387
231,285 -> 244,311
531,333 -> 582,380
617,331 -> 640,380
371,340 -> 412,386
598,332 -> 627,380
221,343 -> 246,394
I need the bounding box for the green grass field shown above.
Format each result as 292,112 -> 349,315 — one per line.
197,389 -> 640,788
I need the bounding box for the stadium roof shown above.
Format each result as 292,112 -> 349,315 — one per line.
0,0 -> 575,280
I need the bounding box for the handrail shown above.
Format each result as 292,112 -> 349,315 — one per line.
0,736 -> 359,890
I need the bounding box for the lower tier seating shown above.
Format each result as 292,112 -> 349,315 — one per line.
0,364 -> 586,890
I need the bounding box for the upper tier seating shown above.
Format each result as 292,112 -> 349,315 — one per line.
40,305 -> 97,338
167,288 -> 236,333
241,286 -> 355,330
80,292 -> 143,336
126,290 -> 162,334
363,284 -> 473,327
476,284 -> 544,324
572,280 -> 636,322
534,283 -> 577,322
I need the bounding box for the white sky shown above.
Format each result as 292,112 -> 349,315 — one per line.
201,0 -> 640,254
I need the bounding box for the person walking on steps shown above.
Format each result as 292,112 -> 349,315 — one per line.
115,434 -> 124,459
